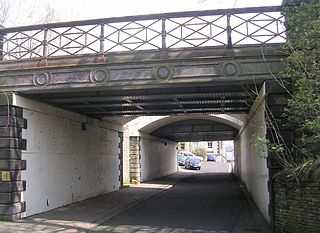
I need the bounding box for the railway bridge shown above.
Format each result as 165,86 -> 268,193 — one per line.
0,5 -> 290,225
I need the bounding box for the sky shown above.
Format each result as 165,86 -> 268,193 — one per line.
5,0 -> 283,27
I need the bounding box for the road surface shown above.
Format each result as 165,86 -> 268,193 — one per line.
92,170 -> 268,233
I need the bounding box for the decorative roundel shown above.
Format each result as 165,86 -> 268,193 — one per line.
222,62 -> 240,76
33,73 -> 51,86
90,69 -> 110,83
155,65 -> 173,80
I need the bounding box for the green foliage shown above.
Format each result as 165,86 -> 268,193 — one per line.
249,134 -> 268,153
192,147 -> 206,159
249,134 -> 284,155
282,1 -> 320,163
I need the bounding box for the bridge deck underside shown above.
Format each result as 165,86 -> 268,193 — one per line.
151,119 -> 238,141
24,83 -> 257,117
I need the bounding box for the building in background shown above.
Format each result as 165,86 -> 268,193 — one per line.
178,141 -> 234,162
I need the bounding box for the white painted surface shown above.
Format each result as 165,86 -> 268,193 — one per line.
122,125 -> 130,184
13,95 -> 122,217
139,115 -> 243,134
126,115 -> 243,136
140,134 -> 177,182
234,84 -> 270,222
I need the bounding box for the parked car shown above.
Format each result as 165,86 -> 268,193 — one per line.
207,153 -> 217,162
177,151 -> 203,166
177,153 -> 187,166
180,151 -> 203,160
177,151 -> 194,166
185,157 -> 201,170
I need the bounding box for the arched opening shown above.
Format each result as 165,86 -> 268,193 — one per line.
124,114 -> 244,183
123,102 -> 270,222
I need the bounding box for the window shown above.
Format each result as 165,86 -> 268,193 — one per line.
208,142 -> 213,149
192,142 -> 198,148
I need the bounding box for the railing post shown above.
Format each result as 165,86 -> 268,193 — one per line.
226,14 -> 232,48
43,28 -> 48,60
100,23 -> 105,54
161,18 -> 166,49
0,34 -> 4,60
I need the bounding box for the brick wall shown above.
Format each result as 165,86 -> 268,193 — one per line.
274,178 -> 320,233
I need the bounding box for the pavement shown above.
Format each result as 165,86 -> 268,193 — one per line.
0,172 -> 191,233
0,163 -> 271,233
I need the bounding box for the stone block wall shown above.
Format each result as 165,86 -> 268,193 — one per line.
129,136 -> 141,183
0,105 -> 27,220
274,179 -> 320,233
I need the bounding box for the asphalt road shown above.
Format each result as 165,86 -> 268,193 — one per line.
92,169 -> 268,233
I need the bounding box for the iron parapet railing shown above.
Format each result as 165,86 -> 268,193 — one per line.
0,6 -> 286,61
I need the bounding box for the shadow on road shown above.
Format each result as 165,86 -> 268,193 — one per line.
0,167 -> 269,233
90,172 -> 267,233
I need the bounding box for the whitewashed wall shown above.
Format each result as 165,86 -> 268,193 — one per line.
234,84 -> 270,222
122,125 -> 130,184
140,134 -> 177,182
13,95 -> 123,217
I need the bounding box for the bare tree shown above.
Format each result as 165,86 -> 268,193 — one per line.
0,0 -> 9,26
35,3 -> 61,24
2,1 -> 60,27
0,1 -> 61,59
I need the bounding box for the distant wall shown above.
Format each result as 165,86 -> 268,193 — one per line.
14,95 -> 122,217
140,134 -> 177,182
129,134 -> 177,183
234,84 -> 270,222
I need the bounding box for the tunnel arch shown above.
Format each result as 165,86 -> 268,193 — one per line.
126,114 -> 244,139
125,114 -> 244,186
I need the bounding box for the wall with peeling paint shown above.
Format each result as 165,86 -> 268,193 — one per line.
140,134 -> 177,182
13,95 -> 123,217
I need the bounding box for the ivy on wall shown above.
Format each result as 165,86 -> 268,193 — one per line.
283,1 -> 320,163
